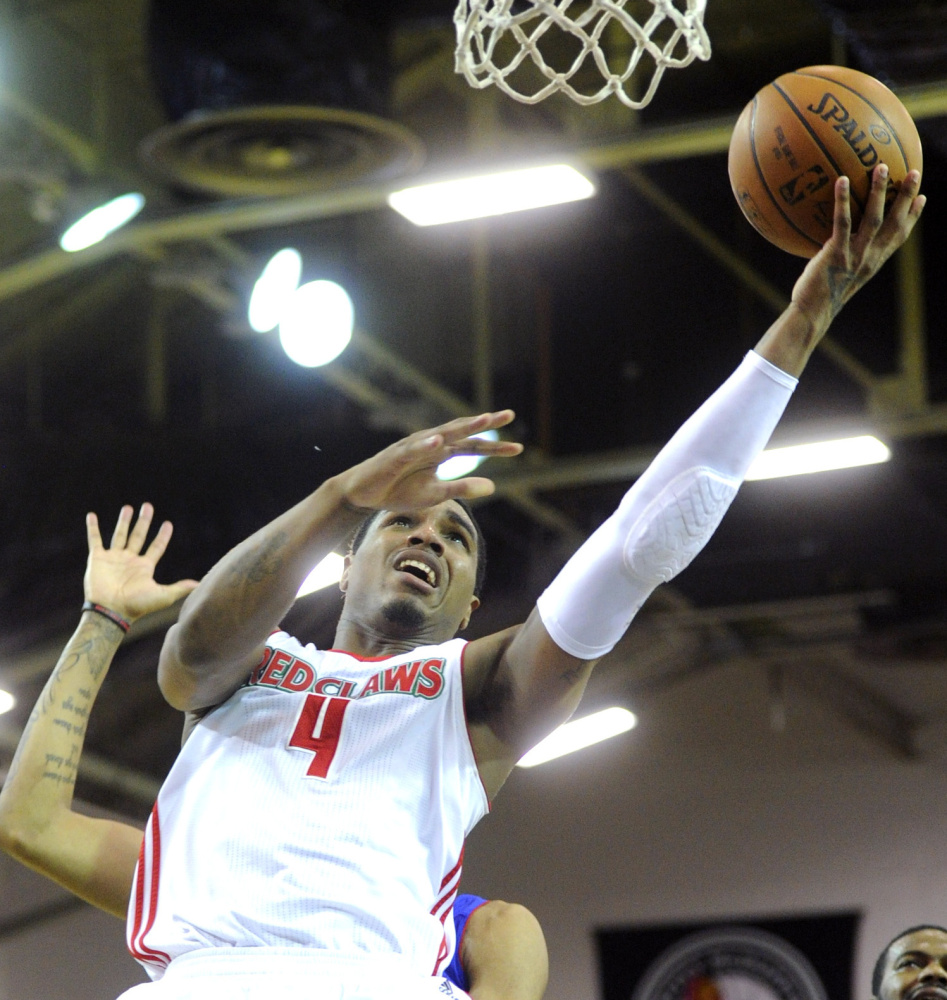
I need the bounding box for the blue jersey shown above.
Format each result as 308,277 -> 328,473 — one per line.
443,894 -> 489,993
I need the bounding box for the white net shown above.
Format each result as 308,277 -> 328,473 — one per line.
454,0 -> 711,108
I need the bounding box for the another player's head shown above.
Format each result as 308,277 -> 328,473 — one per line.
342,499 -> 487,640
872,926 -> 947,1000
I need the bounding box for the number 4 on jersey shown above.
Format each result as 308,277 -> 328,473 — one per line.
288,694 -> 350,778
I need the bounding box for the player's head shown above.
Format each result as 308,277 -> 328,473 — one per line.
342,499 -> 487,638
872,926 -> 947,1000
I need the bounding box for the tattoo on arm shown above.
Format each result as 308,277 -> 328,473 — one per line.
23,621 -> 116,791
241,532 -> 289,585
42,743 -> 80,788
827,264 -> 856,315
60,636 -> 112,683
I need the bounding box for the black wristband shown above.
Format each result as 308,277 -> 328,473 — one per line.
82,601 -> 131,634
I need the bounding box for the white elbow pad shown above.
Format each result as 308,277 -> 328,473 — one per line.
537,351 -> 797,660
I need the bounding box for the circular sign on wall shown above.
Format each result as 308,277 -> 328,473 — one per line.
630,927 -> 828,1000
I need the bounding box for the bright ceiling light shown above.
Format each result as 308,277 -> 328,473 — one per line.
746,435 -> 891,481
0,689 -> 14,715
388,164 -> 596,226
436,429 -> 499,481
296,552 -> 345,598
279,280 -> 354,368
59,192 -> 145,252
516,706 -> 636,768
248,248 -> 302,333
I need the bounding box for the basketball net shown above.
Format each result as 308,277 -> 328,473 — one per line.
454,0 -> 711,108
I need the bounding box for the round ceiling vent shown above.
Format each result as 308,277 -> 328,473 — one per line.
139,105 -> 425,198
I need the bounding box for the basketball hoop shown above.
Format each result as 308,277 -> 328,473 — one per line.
454,0 -> 711,109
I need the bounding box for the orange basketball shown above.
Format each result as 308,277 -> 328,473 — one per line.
728,65 -> 923,257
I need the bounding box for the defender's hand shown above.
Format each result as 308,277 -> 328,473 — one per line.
335,411 -> 523,514
791,164 -> 925,336
84,504 -> 199,623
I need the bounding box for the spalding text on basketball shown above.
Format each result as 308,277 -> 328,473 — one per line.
806,91 -> 880,168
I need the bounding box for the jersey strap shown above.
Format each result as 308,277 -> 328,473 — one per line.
127,804 -> 172,973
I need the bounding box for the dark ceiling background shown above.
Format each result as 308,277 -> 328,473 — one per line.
2,0 -> 947,823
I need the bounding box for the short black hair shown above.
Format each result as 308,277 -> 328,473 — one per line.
872,925 -> 947,997
348,498 -> 487,596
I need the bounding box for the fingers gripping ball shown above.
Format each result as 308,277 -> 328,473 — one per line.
728,65 -> 923,257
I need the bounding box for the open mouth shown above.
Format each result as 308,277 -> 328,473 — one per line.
910,988 -> 947,1000
395,558 -> 437,588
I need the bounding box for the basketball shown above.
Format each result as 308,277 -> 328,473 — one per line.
728,65 -> 923,257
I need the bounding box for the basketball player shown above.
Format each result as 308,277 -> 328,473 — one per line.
872,926 -> 947,1000
119,164 -> 921,1000
0,506 -> 547,1000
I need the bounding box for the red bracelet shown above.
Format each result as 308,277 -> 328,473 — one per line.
82,601 -> 130,633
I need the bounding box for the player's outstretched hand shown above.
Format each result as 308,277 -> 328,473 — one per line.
791,164 -> 925,335
335,411 -> 523,514
84,504 -> 199,624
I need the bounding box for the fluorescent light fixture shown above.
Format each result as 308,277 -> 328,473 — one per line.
59,192 -> 145,252
0,689 -> 14,715
517,706 -> 636,768
388,164 -> 596,226
746,435 -> 891,481
279,280 -> 354,368
248,248 -> 302,333
297,552 -> 345,598
436,429 -> 499,481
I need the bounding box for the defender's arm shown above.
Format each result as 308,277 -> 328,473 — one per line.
0,505 -> 196,916
462,900 -> 549,1000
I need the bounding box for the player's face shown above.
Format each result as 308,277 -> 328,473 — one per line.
341,501 -> 480,638
879,930 -> 947,1000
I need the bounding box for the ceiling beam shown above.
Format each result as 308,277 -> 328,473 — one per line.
2,77 -> 946,306
779,654 -> 918,758
637,589 -> 895,631
0,894 -> 88,942
620,165 -> 895,398
491,398 -> 947,495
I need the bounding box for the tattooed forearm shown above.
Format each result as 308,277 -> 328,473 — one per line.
826,264 -> 857,316
5,618 -> 118,800
37,630 -> 117,718
236,531 -> 290,586
41,741 -> 79,788
559,661 -> 593,686
59,630 -> 118,682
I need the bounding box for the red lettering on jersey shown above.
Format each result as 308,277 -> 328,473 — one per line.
382,660 -> 422,694
416,659 -> 445,699
358,672 -> 383,698
288,694 -> 350,779
340,681 -> 357,699
279,659 -> 316,692
314,677 -> 345,696
249,646 -> 276,685
258,649 -> 294,687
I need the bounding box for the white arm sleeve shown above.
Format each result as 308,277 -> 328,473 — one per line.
536,351 -> 798,659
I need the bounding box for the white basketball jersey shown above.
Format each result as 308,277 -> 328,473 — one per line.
127,633 -> 489,982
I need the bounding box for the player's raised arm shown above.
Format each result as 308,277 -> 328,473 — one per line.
461,900 -> 549,1000
0,505 -> 197,917
465,164 -> 925,797
158,411 -> 522,712
757,166 -> 925,376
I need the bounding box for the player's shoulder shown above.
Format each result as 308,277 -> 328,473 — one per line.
268,628 -> 320,658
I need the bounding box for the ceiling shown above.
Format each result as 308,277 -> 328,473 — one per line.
2,0 -> 947,849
